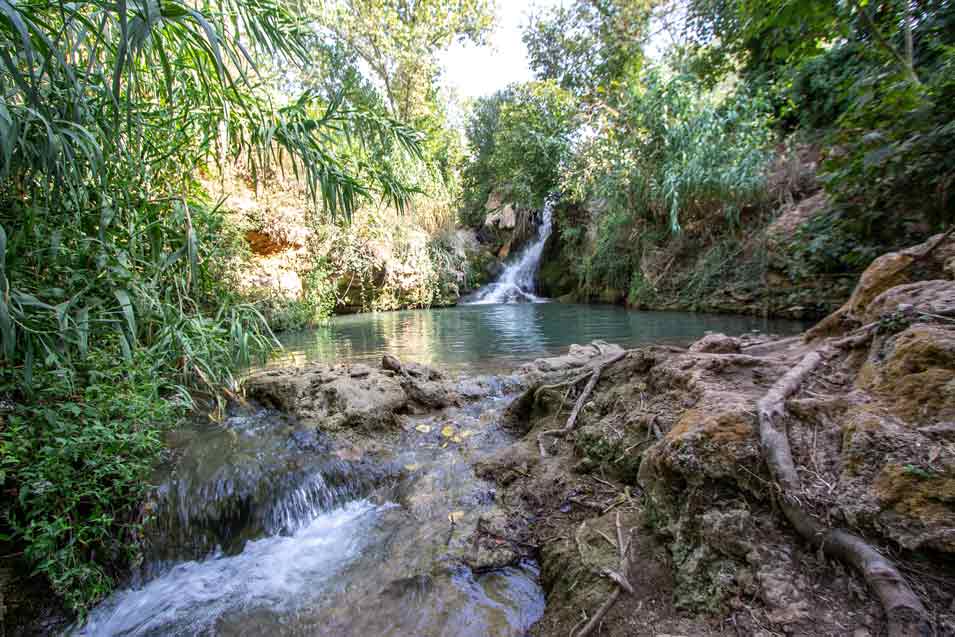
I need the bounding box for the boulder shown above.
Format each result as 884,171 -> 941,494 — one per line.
861,279 -> 955,324
382,353 -> 402,373
857,323 -> 955,422
246,366 -> 408,432
244,359 -> 466,433
807,231 -> 955,339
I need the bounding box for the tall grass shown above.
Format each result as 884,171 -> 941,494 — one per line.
563,65 -> 774,296
565,68 -> 774,235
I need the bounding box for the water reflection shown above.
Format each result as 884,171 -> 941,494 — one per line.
270,304 -> 810,374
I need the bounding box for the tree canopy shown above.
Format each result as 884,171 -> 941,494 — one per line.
314,0 -> 495,122
523,0 -> 653,102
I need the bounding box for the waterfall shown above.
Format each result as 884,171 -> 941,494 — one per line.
467,200 -> 554,304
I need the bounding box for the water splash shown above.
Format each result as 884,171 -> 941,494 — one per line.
467,200 -> 554,304
77,500 -> 386,637
139,410 -> 394,570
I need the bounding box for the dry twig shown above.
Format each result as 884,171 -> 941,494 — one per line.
539,349 -> 627,456
572,512 -> 635,637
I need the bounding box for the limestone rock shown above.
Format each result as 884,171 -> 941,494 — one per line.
462,542 -> 519,572
382,353 -> 402,372
520,341 -> 624,375
764,191 -> 828,250
862,279 -> 955,324
689,333 -> 741,354
245,363 -> 451,432
857,323 -> 955,422
807,231 -> 955,338
348,364 -> 373,378
484,190 -> 517,229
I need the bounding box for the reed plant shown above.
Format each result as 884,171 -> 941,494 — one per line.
0,0 -> 423,612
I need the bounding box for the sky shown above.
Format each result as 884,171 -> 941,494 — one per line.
439,1 -> 565,100
439,0 -> 681,101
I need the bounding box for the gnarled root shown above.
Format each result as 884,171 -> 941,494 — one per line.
538,350 -> 626,456
757,351 -> 930,637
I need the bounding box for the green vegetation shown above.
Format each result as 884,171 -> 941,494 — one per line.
460,0 -> 954,310
2,0 -> 953,620
0,0 -> 486,615
1,351 -> 173,611
461,80 -> 576,224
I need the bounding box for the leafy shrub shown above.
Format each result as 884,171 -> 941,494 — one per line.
0,0 -> 424,613
821,51 -> 955,245
0,348 -> 178,612
786,213 -> 885,277
461,81 -> 576,223
775,43 -> 873,131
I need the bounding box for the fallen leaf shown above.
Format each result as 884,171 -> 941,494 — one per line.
441,425 -> 456,437
415,424 -> 432,434
403,463 -> 420,472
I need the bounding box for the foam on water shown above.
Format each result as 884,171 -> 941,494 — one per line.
77,500 -> 385,636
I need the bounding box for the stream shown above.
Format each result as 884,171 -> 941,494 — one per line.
76,307 -> 806,637
76,205 -> 810,636
79,387 -> 546,637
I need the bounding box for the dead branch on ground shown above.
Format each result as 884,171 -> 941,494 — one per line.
571,512 -> 634,637
538,349 -> 627,456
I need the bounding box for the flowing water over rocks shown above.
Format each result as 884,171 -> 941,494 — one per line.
77,359 -> 549,636
466,201 -> 553,305
74,312 -> 808,637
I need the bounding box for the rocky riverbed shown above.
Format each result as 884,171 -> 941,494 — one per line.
242,232 -> 955,636
37,233 -> 954,637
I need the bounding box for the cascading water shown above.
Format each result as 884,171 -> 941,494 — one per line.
467,199 -> 554,304
76,392 -> 545,637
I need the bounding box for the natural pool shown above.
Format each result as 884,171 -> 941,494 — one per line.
269,303 -> 810,374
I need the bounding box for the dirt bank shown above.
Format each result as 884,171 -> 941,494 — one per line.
486,232 -> 955,636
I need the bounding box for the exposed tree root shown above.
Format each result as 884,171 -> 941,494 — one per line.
832,321 -> 879,350
571,512 -> 634,637
757,349 -> 931,637
534,372 -> 592,403
538,349 -> 626,456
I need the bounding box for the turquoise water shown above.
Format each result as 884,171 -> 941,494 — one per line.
270,303 -> 809,373
78,304 -> 809,636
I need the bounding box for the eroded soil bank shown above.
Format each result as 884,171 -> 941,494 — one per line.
246,231 -> 955,636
